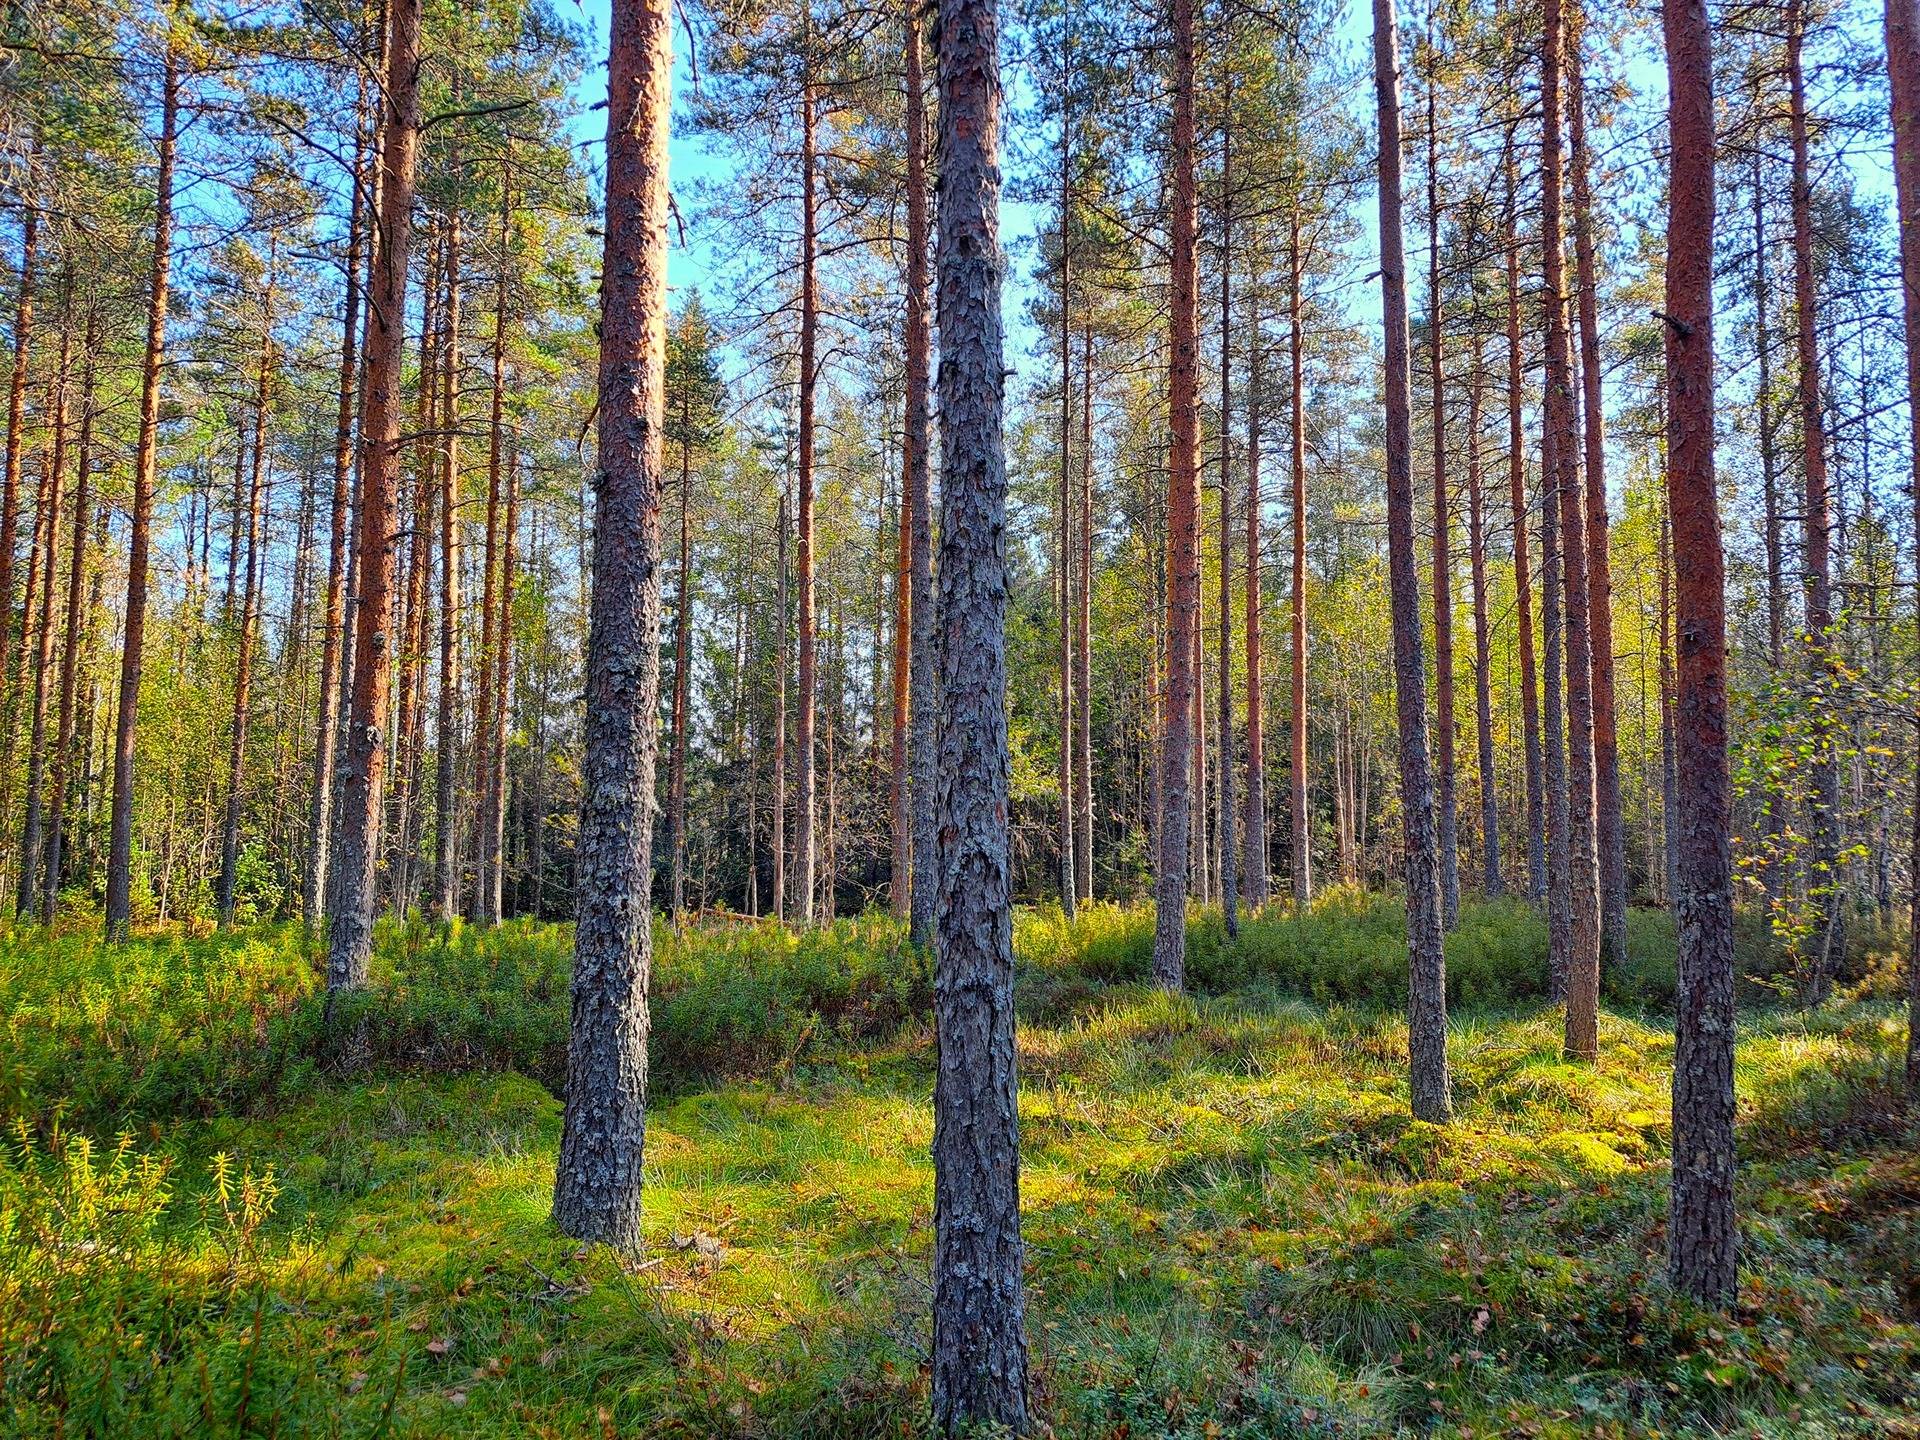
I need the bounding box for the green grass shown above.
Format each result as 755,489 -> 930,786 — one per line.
1,900 -> 1915,1437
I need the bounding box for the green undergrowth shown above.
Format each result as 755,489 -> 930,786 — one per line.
1,904 -> 1915,1436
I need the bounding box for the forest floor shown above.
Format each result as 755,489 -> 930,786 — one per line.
2,897 -> 1917,1438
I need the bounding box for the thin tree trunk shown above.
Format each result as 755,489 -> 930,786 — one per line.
17,285 -> 67,919
474,163 -> 510,925
327,0 -> 422,993
1505,136 -> 1546,902
1466,339 -> 1501,897
552,0 -> 671,1253
43,304 -> 97,916
489,451 -> 519,916
1788,0 -> 1843,999
1152,0 -> 1202,991
929,0 -> 1029,1414
904,6 -> 938,942
1567,4 -> 1625,963
1753,161 -> 1788,907
1543,0 -> 1601,1060
1076,322 -> 1094,902
772,486 -> 788,921
794,72 -> 819,926
106,44 -> 180,941
1542,412 -> 1573,999
0,204 -> 37,792
668,380 -> 692,922
1426,30 -> 1459,928
218,253 -> 276,925
433,204 -> 463,922
1056,88 -> 1076,919
1216,99 -> 1238,939
1288,217 -> 1310,908
1883,0 -> 1920,1088
1242,274 -> 1269,909
1661,0 -> 1736,1304
1372,0 -> 1451,1123
1660,501 -> 1679,903
306,123 -> 368,926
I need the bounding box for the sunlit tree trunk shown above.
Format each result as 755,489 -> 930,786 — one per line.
552,0 -> 671,1253
16,280 -> 67,919
772,485 -> 788,921
1372,0 -> 1451,1123
904,8 -> 938,942
43,304 -> 97,916
1152,0 -> 1201,991
1505,137 -> 1546,902
1055,90 -> 1076,919
668,380 -> 693,924
1882,0 -> 1920,1086
1288,217 -> 1310,908
474,166 -> 510,926
1076,324 -> 1094,903
328,0 -> 422,992
106,42 -> 180,941
1466,339 -> 1501,898
1426,30 -> 1459,928
1216,100 -> 1238,940
794,70 -> 819,926
1543,0 -> 1600,1060
1567,4 -> 1625,965
929,0 -> 1029,1414
1788,0 -> 1842,998
433,204 -> 464,923
1661,0 -> 1736,1304
1241,274 -> 1269,909
0,202 -> 37,826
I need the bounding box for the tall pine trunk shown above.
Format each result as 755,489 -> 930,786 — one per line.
1543,0 -> 1601,1060
1372,0 -> 1451,1123
1567,5 -> 1625,964
1661,0 -> 1736,1303
0,204 -> 37,807
1216,103 -> 1237,939
668,389 -> 692,922
1076,324 -> 1094,902
1241,272 -> 1268,908
1466,339 -> 1501,897
433,206 -> 463,922
1426,36 -> 1459,927
1882,0 -> 1920,1086
552,0 -> 672,1253
106,44 -> 179,941
1505,136 -> 1546,902
794,75 -> 819,926
17,284 -> 68,919
1788,0 -> 1843,998
474,165 -> 511,925
327,0 -> 421,993
929,0 -> 1029,1414
1152,0 -> 1201,991
1055,92 -> 1076,919
43,304 -> 97,915
904,8 -> 938,942
1288,217 -> 1310,908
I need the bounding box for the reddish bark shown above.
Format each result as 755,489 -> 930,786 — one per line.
0,203 -> 36,757
1505,137 -> 1546,902
1661,0 -> 1736,1305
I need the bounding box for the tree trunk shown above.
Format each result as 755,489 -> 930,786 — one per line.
1542,411 -> 1573,999
1216,103 -> 1238,940
17,286 -> 67,919
1505,136 -> 1546,903
1241,274 -> 1268,909
106,44 -> 180,941
1152,0 -> 1201,991
0,204 -> 37,798
1567,5 -> 1625,964
1882,0 -> 1920,1086
1426,34 -> 1459,928
904,7 -> 938,943
1659,501 -> 1679,903
433,205 -> 463,923
668,382 -> 692,922
306,123 -> 368,926
1788,0 -> 1843,999
1466,339 -> 1501,897
1661,0 -> 1736,1304
1076,324 -> 1094,903
1752,162 -> 1788,907
327,0 -> 421,992
43,304 -> 97,916
1543,0 -> 1601,1060
794,74 -> 819,926
1287,218 -> 1310,909
1372,0 -> 1451,1123
489,452 -> 519,916
474,164 -> 510,926
552,0 -> 671,1254
929,0 -> 1030,1417
1056,91 -> 1076,919
218,255 -> 276,925
772,486 -> 788,921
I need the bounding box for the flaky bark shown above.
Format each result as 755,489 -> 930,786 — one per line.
1153,0 -> 1201,990
106,43 -> 179,941
904,10 -> 938,942
1543,0 -> 1600,1060
1662,0 -> 1736,1304
1883,0 -> 1920,1086
929,0 -> 1029,1418
553,0 -> 671,1254
1373,0 -> 1451,1123
327,0 -> 421,990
